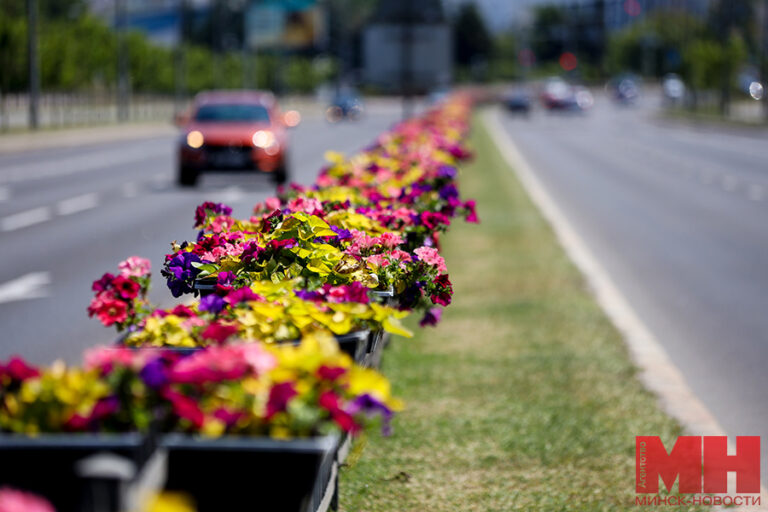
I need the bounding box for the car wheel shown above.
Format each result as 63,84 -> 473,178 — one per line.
272,160 -> 288,185
178,165 -> 199,187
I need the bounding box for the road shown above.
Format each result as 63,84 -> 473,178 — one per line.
0,107 -> 402,364
498,96 -> 768,467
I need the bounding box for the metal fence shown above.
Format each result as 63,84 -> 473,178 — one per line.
0,93 -> 182,132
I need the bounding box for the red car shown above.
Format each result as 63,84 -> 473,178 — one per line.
176,90 -> 299,186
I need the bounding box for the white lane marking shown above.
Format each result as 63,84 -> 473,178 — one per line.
212,186 -> 244,204
56,192 -> 98,216
0,145 -> 170,185
487,109 -> 768,507
0,187 -> 9,202
122,181 -> 138,198
748,184 -> 764,202
1,206 -> 51,231
0,272 -> 51,304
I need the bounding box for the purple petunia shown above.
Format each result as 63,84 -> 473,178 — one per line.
437,164 -> 457,179
199,294 -> 226,314
164,252 -> 203,297
330,225 -> 352,240
347,393 -> 394,436
140,357 -> 169,389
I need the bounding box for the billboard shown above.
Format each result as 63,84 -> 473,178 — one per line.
245,0 -> 325,49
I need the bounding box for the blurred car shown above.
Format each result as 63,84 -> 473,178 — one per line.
540,78 -> 580,111
662,74 -> 685,105
607,75 -> 640,105
176,90 -> 298,187
573,86 -> 595,111
326,88 -> 364,122
502,87 -> 532,115
428,86 -> 452,105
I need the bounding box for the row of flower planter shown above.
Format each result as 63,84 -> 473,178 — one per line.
0,432 -> 338,512
0,94 -> 477,511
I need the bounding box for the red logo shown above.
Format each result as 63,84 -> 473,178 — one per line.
636,436 -> 760,494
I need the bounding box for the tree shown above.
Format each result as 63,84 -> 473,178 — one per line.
452,3 -> 492,68
606,11 -> 705,77
531,5 -> 566,64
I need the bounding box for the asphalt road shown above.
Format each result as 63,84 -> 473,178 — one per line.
0,107 -> 403,364
499,97 -> 768,461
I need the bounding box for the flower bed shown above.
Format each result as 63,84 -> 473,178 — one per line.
0,94 -> 476,512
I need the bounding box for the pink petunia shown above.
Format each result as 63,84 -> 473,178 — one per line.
118,256 -> 151,278
414,246 -> 447,273
379,232 -> 403,249
0,488 -> 55,512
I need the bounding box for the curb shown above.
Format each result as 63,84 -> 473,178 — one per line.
0,123 -> 177,155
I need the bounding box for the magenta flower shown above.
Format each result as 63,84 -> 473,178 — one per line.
265,382 -> 298,419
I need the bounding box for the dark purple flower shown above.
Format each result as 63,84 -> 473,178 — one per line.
164,252 -> 203,297
241,241 -> 265,264
439,184 -> 459,200
92,273 -> 115,293
199,294 -> 226,314
140,358 -> 168,389
419,307 -> 442,327
347,393 -> 394,436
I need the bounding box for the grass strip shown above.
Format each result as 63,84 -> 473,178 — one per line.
339,112 -> 698,511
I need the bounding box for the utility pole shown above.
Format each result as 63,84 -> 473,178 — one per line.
400,0 -> 414,121
174,0 -> 188,115
116,0 -> 130,122
761,0 -> 768,120
27,0 -> 40,130
212,0 -> 223,89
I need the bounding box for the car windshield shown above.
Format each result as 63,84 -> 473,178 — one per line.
194,104 -> 270,123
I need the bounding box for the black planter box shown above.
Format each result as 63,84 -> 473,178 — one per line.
0,433 -> 152,512
331,330 -> 369,364
364,329 -> 387,369
160,433 -> 339,512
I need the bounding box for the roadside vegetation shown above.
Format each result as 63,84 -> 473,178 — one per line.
339,115 -> 702,511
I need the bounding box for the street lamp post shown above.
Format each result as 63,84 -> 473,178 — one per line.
116,0 -> 130,122
27,0 -> 40,130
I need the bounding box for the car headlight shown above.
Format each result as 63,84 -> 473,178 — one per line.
186,130 -> 204,149
252,130 -> 276,149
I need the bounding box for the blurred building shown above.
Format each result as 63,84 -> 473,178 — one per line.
444,0 -> 711,32
362,0 -> 452,92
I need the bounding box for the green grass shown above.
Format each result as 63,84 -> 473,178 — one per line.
338,113 -> 701,511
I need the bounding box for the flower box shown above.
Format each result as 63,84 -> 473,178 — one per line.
160,433 -> 339,512
116,329 -> 370,365
364,329 -> 388,369
0,433 -> 153,512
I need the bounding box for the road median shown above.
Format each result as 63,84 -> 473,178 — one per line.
339,111 -> 702,511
